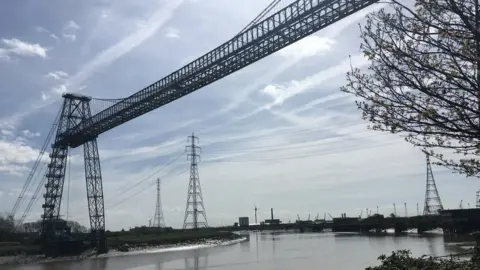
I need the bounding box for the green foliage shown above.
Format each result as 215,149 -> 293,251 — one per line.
367,250 -> 479,270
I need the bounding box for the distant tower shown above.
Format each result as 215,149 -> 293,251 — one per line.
254,205 -> 258,224
423,152 -> 444,215
183,133 -> 208,229
152,178 -> 165,228
476,190 -> 480,208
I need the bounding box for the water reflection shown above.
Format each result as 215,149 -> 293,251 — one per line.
184,249 -> 208,270
155,260 -> 163,270
6,231 -> 476,270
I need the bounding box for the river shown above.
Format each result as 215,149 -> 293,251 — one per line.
2,231 -> 471,270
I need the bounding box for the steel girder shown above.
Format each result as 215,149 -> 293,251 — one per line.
42,94 -> 107,252
60,0 -> 379,148
82,102 -> 107,252
42,98 -> 73,233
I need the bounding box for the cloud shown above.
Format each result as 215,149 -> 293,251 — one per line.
21,0 -> 185,118
0,38 -> 47,59
62,20 -> 81,43
62,34 -> 77,42
21,130 -> 40,138
162,3 -> 386,136
0,136 -> 39,175
35,26 -> 49,33
278,36 -> 335,60
64,20 -> 81,30
165,26 -> 180,39
45,71 -> 69,81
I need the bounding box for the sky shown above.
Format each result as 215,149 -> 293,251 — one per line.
0,0 -> 478,231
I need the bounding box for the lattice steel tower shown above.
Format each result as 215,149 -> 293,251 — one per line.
152,178 -> 165,228
476,190 -> 480,208
182,133 -> 208,229
42,93 -> 107,253
423,152 -> 444,215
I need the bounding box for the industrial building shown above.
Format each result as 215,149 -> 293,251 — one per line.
239,217 -> 249,227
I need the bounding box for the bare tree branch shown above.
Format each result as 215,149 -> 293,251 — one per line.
342,0 -> 480,177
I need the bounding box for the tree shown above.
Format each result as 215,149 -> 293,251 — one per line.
341,0 -> 480,176
366,249 -> 480,269
65,220 -> 88,233
0,213 -> 15,232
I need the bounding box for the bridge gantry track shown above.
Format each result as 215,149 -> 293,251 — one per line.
60,0 -> 379,148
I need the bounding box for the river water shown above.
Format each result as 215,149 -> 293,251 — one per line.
3,231 -> 471,270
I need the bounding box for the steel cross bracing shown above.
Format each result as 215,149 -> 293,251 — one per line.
183,134 -> 208,229
423,153 -> 444,216
42,93 -> 107,253
153,178 -> 166,228
58,0 -> 379,148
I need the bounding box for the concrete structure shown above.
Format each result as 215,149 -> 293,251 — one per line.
239,217 -> 249,227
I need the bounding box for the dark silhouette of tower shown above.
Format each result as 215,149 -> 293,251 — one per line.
152,178 -> 165,228
477,190 -> 480,208
423,152 -> 444,215
183,133 -> 208,229
254,204 -> 258,224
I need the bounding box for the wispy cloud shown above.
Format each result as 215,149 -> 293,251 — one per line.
163,3 -> 386,136
45,71 -> 69,81
165,26 -> 180,39
4,0 -> 186,128
62,20 -> 81,42
0,38 -> 48,59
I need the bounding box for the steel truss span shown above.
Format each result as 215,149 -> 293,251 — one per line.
60,0 -> 378,148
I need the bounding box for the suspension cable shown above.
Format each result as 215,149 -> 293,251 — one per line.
10,106 -> 62,218
15,163 -> 48,231
236,0 -> 283,35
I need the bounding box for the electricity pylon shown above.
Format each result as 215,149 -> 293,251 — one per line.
152,178 -> 165,228
423,152 -> 444,215
182,133 -> 208,229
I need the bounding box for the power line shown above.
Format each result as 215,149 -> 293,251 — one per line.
200,119 -> 364,144
205,131 -> 398,154
113,150 -> 186,197
106,166 -> 189,211
203,138 -> 405,163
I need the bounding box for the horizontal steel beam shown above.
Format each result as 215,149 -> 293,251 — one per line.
62,0 -> 379,147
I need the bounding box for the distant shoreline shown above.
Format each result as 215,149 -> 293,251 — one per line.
0,231 -> 245,266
